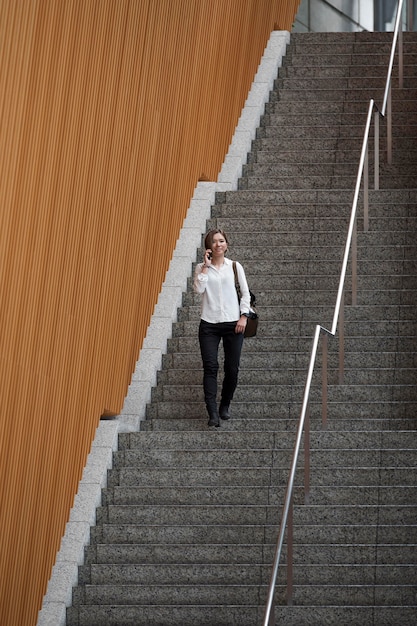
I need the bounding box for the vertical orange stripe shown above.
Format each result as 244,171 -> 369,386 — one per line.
0,1 -> 300,623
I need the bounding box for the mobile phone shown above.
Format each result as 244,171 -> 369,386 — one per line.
207,250 -> 212,260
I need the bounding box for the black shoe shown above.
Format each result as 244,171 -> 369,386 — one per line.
219,404 -> 230,420
208,411 -> 220,427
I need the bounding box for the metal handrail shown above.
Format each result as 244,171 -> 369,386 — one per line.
262,1 -> 407,623
382,0 -> 405,115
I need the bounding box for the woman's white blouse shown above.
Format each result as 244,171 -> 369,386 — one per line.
193,258 -> 251,323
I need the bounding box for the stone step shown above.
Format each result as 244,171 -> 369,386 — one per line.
232,248 -> 417,267
293,504 -> 417,526
314,400 -> 417,421
275,76 -> 417,91
157,365 -> 416,388
82,559 -> 415,586
167,334 -> 417,355
197,243 -> 417,262
274,605 -> 417,626
159,334 -> 415,358
140,415 -> 417,432
287,39 -> 417,54
93,522 -> 275,545
243,162 -> 362,177
209,214 -> 417,237
78,560 -> 415,589
111,464 -> 417,489
184,288 -> 417,308
211,215 -> 355,231
92,521 -> 415,547
75,582 -> 417,604
77,582 -> 266,605
113,448 -> 292,470
90,542 -> 273,565
324,380 -> 417,402
291,523 -> 417,545
101,484 -> 417,508
277,87 -> 417,102
281,583 -> 417,604
68,603 -> 262,626
162,336 -> 414,359
68,602 -> 417,626
271,98 -> 417,114
292,542 -> 416,566
197,228 -> 353,246
289,32 -> 417,44
268,110 -> 417,126
163,347 -> 417,369
254,149 -> 417,165
116,430 -> 293,451
182,302 -> 415,329
149,380 -> 417,405
262,125 -> 417,141
147,398 -> 417,422
254,135 -> 417,153
242,174 -> 417,190
180,303 -> 417,322
98,503 -> 282,526
111,446 -> 416,474
213,199 -> 417,217
279,64 -> 417,79
173,319 -> 417,340
276,75 -> 417,91
285,51 -> 417,67
218,273 -> 414,292
116,429 -> 416,452
282,51 -> 417,68
111,465 -> 291,488
221,188 -> 417,204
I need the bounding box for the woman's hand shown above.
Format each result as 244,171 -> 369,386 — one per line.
235,315 -> 247,334
203,249 -> 212,266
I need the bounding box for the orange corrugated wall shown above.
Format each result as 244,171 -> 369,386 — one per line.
0,1 -> 300,624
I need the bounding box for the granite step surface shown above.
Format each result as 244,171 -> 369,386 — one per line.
241,174 -> 417,190
273,605 -> 417,626
139,415 -> 417,432
68,30 -> 417,626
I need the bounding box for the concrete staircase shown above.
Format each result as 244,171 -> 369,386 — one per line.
67,31 -> 417,626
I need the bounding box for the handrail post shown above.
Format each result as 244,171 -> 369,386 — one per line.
399,10 -> 403,88
286,496 -> 294,606
363,141 -> 369,232
339,290 -> 345,385
374,111 -> 380,190
304,404 -> 310,504
322,333 -> 328,428
352,212 -> 357,304
387,84 -> 392,164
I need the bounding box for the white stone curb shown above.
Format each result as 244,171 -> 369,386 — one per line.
37,30 -> 289,626
37,420 -> 119,625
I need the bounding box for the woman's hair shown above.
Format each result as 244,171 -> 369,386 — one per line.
204,229 -> 229,250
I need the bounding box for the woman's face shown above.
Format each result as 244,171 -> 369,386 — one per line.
210,232 -> 228,257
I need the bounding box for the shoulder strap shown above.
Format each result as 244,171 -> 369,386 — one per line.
232,261 -> 238,286
232,261 -> 242,301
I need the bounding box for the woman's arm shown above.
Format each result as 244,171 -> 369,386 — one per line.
193,262 -> 209,294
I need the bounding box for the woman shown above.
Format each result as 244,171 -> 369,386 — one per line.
193,229 -> 251,427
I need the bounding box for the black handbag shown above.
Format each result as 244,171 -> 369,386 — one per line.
232,261 -> 258,338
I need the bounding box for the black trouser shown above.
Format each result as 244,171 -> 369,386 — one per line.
198,320 -> 244,413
